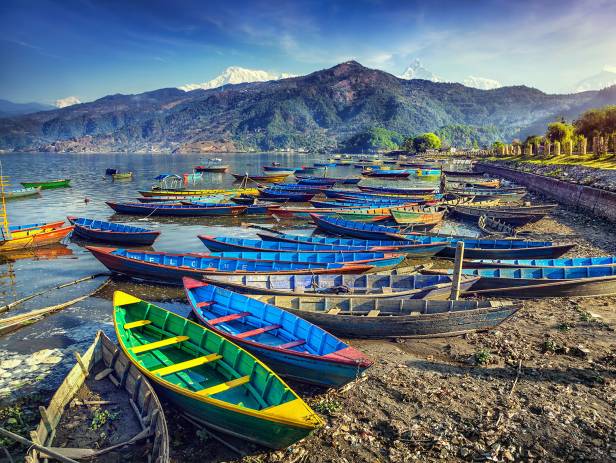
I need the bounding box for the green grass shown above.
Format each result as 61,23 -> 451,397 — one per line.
487,153 -> 616,169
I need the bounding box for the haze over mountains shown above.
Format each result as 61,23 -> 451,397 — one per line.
1,61 -> 615,153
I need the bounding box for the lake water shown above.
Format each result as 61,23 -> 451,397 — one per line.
0,152 -> 473,400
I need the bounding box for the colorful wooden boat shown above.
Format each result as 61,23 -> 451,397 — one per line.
27,331 -> 169,463
324,190 -> 442,201
310,214 -> 415,240
106,202 -> 247,217
5,187 -> 41,200
8,220 -> 65,237
263,166 -> 297,175
200,274 -> 479,299
183,278 -> 372,387
296,176 -> 361,185
20,179 -> 71,189
199,235 -> 448,256
310,199 -> 421,208
297,178 -> 338,186
194,164 -> 229,173
469,204 -> 558,214
361,169 -> 410,178
207,250 -> 405,269
87,247 -> 376,283
113,291 -> 322,448
231,173 -> 290,183
269,183 -> 331,192
259,189 -> 316,202
182,200 -> 280,215
139,188 -> 259,197
112,172 -> 133,180
137,194 -> 234,203
241,295 -> 520,339
0,226 -> 74,252
460,267 -> 616,297
408,169 -> 441,177
257,232 -> 575,260
390,207 -> 447,225
313,162 -> 336,167
464,256 -> 616,269
450,205 -> 547,226
358,186 -> 437,195
442,170 -> 485,178
447,187 -> 526,202
67,216 -> 160,245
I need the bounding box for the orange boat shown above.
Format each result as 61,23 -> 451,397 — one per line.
0,226 -> 74,253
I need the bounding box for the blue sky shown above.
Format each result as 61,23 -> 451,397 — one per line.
1,0 -> 615,103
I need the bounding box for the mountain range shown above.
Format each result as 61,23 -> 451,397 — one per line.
1,61 -> 616,153
0,99 -> 54,117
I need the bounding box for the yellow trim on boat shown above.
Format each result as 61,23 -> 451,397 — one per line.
113,291 -> 323,430
152,354 -> 222,376
196,375 -> 250,396
144,188 -> 259,197
124,320 -> 152,330
130,336 -> 189,354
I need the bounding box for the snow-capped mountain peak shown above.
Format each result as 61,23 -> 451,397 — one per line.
179,66 -> 296,92
573,68 -> 616,92
55,96 -> 81,108
399,59 -> 441,82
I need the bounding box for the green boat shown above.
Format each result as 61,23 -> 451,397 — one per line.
20,179 -> 71,189
6,187 -> 41,200
112,172 -> 133,180
113,291 -> 323,449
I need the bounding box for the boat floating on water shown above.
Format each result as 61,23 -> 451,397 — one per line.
20,179 -> 71,189
68,216 -> 161,245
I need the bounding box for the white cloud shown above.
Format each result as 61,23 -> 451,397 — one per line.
179,66 -> 296,91
463,76 -> 502,90
55,96 -> 81,108
603,65 -> 616,73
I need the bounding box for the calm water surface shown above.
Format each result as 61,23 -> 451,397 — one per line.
0,152 -> 474,399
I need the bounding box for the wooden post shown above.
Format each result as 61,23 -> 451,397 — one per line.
450,241 -> 465,300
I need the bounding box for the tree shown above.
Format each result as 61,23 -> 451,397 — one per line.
413,133 -> 442,152
344,127 -> 405,152
574,105 -> 616,139
492,141 -> 505,150
524,135 -> 543,146
545,122 -> 574,143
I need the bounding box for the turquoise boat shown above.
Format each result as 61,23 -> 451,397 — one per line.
113,291 -> 322,448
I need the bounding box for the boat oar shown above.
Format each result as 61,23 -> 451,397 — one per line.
240,222 -> 284,234
0,427 -> 79,463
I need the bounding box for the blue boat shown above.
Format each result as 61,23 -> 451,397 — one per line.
310,214 -> 426,240
67,216 -> 160,245
269,184 -> 330,193
199,235 -> 448,256
313,162 -> 337,167
106,202 -> 247,217
183,278 -> 373,387
259,189 -> 316,202
297,178 -> 338,186
87,247 -> 376,283
207,251 -> 404,269
323,190 -> 442,202
184,200 -> 281,215
258,231 -> 576,260
358,185 -> 437,195
466,256 -> 616,269
361,169 -> 410,178
459,266 -> 616,298
200,273 -> 480,299
408,169 -> 441,176
296,176 -> 361,185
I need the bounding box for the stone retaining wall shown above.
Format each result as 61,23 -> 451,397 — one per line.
476,163 -> 616,223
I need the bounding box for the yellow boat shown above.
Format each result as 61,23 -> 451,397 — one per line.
139,188 -> 259,197
0,226 -> 74,252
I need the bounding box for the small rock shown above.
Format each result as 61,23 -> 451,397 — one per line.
460,448 -> 471,457
503,450 -> 515,461
1,359 -> 22,369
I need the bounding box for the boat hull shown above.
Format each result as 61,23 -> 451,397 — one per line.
20,179 -> 70,189
6,187 -> 41,199
436,243 -> 575,260
107,202 -> 247,216
139,188 -> 259,197
0,226 -> 73,252
68,217 -> 160,245
245,296 -> 520,339
465,275 -> 616,298
88,247 -> 375,283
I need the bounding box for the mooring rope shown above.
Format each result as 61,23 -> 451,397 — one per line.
0,278 -> 110,335
0,272 -> 111,314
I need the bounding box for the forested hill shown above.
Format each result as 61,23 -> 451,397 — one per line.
1,61 -> 615,153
